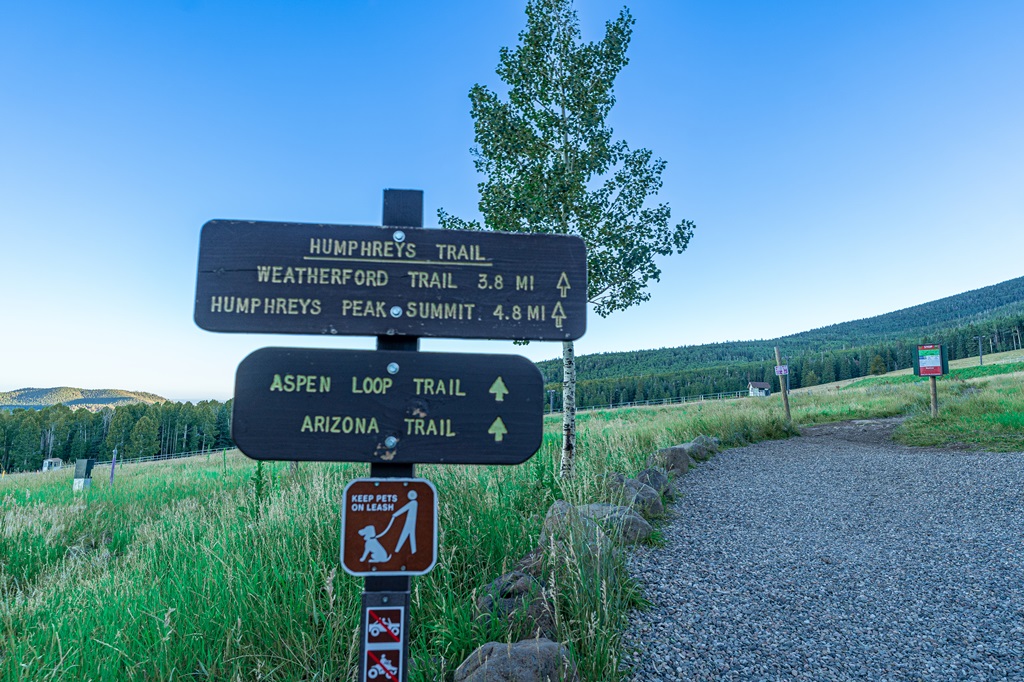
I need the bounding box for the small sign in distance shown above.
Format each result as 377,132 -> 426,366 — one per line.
916,344 -> 947,377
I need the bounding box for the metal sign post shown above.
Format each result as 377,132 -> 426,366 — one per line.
362,192 -> 423,682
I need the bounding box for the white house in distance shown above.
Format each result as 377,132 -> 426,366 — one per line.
748,381 -> 772,397
41,457 -> 64,472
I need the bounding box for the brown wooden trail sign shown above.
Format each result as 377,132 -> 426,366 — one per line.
231,347 -> 544,465
341,478 -> 437,577
194,220 -> 587,341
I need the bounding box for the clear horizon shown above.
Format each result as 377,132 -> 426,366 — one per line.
2,0 -> 1022,400
3,270 -> 1018,405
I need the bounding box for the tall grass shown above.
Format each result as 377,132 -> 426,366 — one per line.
894,377 -> 1024,451
2,374 -> 1019,680
845,360 -> 1024,389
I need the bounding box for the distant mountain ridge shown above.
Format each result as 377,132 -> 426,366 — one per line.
0,387 -> 167,412
538,274 -> 1024,386
536,274 -> 1024,382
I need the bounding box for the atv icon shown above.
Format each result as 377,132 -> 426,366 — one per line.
367,654 -> 398,679
368,617 -> 400,639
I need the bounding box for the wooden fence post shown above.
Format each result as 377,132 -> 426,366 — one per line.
775,346 -> 791,424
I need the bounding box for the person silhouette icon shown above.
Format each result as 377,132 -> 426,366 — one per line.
391,490 -> 419,554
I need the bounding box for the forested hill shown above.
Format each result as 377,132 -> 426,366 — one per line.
536,275 -> 1024,404
0,387 -> 167,412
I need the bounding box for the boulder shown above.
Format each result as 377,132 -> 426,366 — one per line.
539,501 -> 612,556
648,445 -> 698,474
650,434 -> 721,470
538,500 -> 576,547
635,482 -> 664,517
513,547 -> 545,578
685,442 -> 713,462
604,473 -> 664,518
635,467 -> 670,496
475,571 -> 555,640
454,638 -> 580,682
537,502 -> 617,578
691,434 -> 721,454
576,503 -> 653,544
668,480 -> 684,501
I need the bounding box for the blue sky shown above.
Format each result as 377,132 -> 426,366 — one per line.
2,0 -> 1021,401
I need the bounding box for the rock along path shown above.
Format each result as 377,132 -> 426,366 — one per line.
621,419 -> 1024,681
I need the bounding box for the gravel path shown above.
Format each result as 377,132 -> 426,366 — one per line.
621,420 -> 1024,681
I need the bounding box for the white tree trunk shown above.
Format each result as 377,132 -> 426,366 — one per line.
559,340 -> 577,478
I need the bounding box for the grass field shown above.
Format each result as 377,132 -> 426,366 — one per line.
803,349 -> 1024,451
2,366 -> 1021,680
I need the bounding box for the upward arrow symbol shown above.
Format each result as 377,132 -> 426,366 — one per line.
488,417 -> 508,442
556,272 -> 571,298
551,302 -> 566,329
489,376 -> 509,401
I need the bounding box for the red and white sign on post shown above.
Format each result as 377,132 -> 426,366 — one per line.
364,647 -> 401,681
774,365 -> 789,376
917,345 -> 943,377
360,593 -> 408,682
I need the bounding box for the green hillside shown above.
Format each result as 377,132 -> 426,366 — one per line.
539,275 -> 1024,407
0,387 -> 167,412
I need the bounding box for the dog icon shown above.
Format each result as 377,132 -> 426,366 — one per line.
358,525 -> 392,563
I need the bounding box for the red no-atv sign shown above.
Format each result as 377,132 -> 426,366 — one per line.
362,604 -> 405,682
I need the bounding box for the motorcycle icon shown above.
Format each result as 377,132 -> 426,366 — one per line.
368,617 -> 400,639
367,654 -> 398,679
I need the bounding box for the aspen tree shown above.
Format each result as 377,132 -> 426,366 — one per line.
440,0 -> 695,477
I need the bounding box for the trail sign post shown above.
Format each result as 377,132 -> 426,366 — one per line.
195,220 -> 587,341
232,348 -> 543,465
914,344 -> 948,417
774,347 -> 791,424
194,189 -> 587,682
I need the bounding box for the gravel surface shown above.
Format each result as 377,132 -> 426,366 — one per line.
621,419 -> 1024,681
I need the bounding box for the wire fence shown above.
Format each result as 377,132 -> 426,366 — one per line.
548,389 -> 751,414
2,448 -> 226,478
93,448 -> 225,469
5,389 -> 756,476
